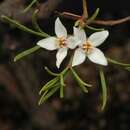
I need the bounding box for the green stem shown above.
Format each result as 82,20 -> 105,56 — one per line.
1,15 -> 49,37
14,45 -> 40,62
60,74 -> 65,98
99,68 -> 107,110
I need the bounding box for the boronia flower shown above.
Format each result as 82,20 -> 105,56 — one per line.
72,27 -> 109,67
37,18 -> 77,68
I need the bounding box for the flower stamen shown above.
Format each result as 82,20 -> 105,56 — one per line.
82,41 -> 93,54
58,37 -> 67,48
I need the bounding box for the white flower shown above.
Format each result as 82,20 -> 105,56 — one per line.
72,27 -> 109,67
37,18 -> 77,68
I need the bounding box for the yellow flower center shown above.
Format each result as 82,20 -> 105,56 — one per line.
58,37 -> 67,48
82,41 -> 93,54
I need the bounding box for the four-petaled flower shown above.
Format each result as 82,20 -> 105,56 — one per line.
72,27 -> 109,67
37,18 -> 77,68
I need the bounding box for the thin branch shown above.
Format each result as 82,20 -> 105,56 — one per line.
56,11 -> 130,26
55,11 -> 81,20
82,0 -> 88,19
92,16 -> 130,26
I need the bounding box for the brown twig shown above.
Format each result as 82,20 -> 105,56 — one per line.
92,16 -> 130,26
55,11 -> 81,20
82,0 -> 88,19
56,11 -> 130,26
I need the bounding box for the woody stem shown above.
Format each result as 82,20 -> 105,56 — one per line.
82,0 -> 88,19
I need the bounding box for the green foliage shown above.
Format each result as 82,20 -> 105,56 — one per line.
14,45 -> 40,62
87,8 -> 100,24
38,67 -> 93,105
70,68 -> 92,93
23,0 -> 39,13
99,68 -> 107,110
38,67 -> 69,105
1,15 -> 49,38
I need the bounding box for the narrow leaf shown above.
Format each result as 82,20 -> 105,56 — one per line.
14,45 -> 40,62
86,25 -> 104,31
107,57 -> 130,67
38,90 -> 48,105
70,68 -> 92,87
1,15 -> 49,37
99,68 -> 107,110
87,8 -> 100,24
44,66 -> 59,76
77,82 -> 88,93
32,9 -> 48,36
23,0 -> 39,13
39,77 -> 59,95
38,86 -> 60,105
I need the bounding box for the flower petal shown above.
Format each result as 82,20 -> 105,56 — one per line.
88,30 -> 109,47
37,37 -> 58,50
55,17 -> 67,38
87,48 -> 108,66
74,27 -> 86,44
72,48 -> 86,67
67,36 -> 80,49
56,48 -> 68,68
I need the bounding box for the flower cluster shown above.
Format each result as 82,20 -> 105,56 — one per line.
37,18 -> 109,68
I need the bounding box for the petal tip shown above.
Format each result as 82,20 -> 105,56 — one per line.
101,59 -> 108,66
103,30 -> 109,37
56,61 -> 60,69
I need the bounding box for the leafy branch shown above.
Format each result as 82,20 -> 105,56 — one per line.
38,66 -> 92,105
38,67 -> 69,105
1,15 -> 49,38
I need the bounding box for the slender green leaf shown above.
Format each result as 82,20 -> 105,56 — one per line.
38,89 -> 49,105
14,45 -> 40,62
86,25 -> 104,31
39,77 -> 59,95
99,68 -> 107,110
87,8 -> 100,24
77,82 -> 88,93
32,9 -> 48,36
70,68 -> 92,87
38,86 -> 60,105
107,57 -> 130,67
44,67 -> 59,76
1,15 -> 49,37
23,0 -> 39,13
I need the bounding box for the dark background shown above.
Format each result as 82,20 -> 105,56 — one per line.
0,0 -> 130,130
